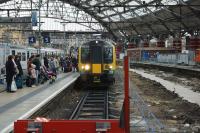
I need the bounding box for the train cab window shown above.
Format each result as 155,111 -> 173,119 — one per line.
22,53 -> 26,61
104,47 -> 113,63
81,47 -> 90,63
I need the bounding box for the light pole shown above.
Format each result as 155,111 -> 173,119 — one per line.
38,0 -> 42,58
63,23 -> 66,56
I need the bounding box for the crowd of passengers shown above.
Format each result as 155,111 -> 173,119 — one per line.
5,54 -> 78,93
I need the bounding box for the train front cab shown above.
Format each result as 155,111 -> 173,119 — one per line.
78,41 -> 116,85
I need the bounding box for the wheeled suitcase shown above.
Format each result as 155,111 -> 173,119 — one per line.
15,75 -> 23,89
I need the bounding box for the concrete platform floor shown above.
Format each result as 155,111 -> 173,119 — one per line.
0,72 -> 79,133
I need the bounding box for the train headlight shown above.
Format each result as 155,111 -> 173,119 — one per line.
109,65 -> 113,69
85,65 -> 90,70
81,66 -> 85,69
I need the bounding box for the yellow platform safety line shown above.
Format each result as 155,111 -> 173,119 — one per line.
92,64 -> 101,74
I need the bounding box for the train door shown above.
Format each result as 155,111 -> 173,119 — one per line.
0,45 -> 9,76
15,49 -> 27,70
0,47 -> 4,73
91,45 -> 103,74
20,52 -> 27,70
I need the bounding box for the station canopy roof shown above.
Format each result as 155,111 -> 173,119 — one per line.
0,0 -> 200,39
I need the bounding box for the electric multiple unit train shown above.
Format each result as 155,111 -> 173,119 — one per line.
78,40 -> 116,85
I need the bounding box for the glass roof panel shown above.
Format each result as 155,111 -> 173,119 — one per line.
127,1 -> 140,5
122,12 -> 134,19
89,0 -> 98,6
0,0 -> 105,32
113,7 -> 124,13
110,15 -> 121,21
103,10 -> 116,16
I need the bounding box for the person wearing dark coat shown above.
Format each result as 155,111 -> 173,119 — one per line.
6,55 -> 16,92
71,57 -> 78,72
43,56 -> 49,69
14,55 -> 23,89
15,55 -> 23,76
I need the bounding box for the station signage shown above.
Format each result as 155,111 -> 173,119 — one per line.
28,36 -> 36,44
43,36 -> 50,43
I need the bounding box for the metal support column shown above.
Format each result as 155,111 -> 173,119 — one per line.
124,55 -> 130,133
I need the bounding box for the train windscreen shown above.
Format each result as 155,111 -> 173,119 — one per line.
81,47 -> 90,63
91,46 -> 102,64
104,47 -> 113,63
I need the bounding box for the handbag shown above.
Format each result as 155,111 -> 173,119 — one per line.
11,80 -> 17,92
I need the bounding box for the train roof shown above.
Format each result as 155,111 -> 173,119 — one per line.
81,40 -> 114,47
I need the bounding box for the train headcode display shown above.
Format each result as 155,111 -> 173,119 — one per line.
28,37 -> 36,44
43,36 -> 50,43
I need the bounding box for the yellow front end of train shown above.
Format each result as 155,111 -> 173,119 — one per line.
78,40 -> 116,85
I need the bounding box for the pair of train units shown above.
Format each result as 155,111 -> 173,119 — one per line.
0,40 -> 116,85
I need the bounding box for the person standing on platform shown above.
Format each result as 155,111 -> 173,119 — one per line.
43,56 -> 49,69
5,55 -> 16,92
72,56 -> 78,72
14,55 -> 23,89
32,54 -> 41,85
60,56 -> 64,72
49,56 -> 57,75
54,56 -> 59,73
28,63 -> 36,87
66,56 -> 72,72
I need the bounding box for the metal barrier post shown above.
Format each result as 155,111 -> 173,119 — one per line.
124,56 -> 130,133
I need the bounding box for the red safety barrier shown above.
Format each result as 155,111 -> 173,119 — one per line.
14,120 -> 125,133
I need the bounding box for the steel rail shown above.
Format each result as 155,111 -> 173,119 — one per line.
70,89 -> 109,120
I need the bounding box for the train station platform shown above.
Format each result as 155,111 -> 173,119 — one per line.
0,72 -> 79,133
130,62 -> 200,77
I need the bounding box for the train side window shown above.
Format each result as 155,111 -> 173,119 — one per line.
12,50 -> 15,55
27,51 -> 30,59
22,53 -> 26,61
81,47 -> 90,63
17,52 -> 22,61
104,47 -> 113,63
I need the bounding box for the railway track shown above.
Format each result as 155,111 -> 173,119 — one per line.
70,88 -> 108,120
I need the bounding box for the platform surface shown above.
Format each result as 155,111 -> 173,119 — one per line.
0,72 -> 79,133
131,61 -> 200,72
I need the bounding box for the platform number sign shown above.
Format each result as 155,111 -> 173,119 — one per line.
28,37 -> 36,44
43,36 -> 50,43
